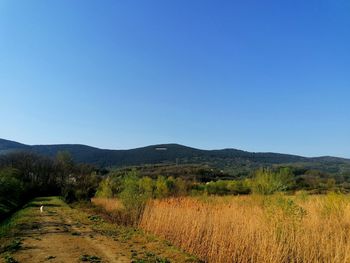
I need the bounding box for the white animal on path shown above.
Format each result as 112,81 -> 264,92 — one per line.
40,205 -> 44,213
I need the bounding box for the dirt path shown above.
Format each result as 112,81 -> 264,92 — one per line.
0,197 -> 197,263
4,197 -> 129,263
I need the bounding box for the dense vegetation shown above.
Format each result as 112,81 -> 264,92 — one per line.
1,145 -> 349,222
1,139 -> 350,226
0,152 -> 102,220
2,146 -> 350,263
92,166 -> 350,227
91,168 -> 350,262
1,138 -> 350,177
140,194 -> 350,263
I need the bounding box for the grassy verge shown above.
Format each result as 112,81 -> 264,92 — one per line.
71,201 -> 200,263
0,196 -> 199,263
0,197 -> 63,238
0,197 -> 64,263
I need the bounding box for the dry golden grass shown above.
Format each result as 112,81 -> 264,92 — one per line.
91,197 -> 124,212
139,193 -> 350,263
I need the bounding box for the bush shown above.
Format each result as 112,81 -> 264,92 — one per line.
0,168 -> 23,219
138,176 -> 154,198
205,180 -> 230,195
251,168 -> 294,195
155,176 -> 169,198
204,179 -> 251,195
118,171 -> 149,224
227,179 -> 251,195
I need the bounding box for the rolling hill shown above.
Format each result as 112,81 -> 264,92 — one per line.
1,138 -> 350,176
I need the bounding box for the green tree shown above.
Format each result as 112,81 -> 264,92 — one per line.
56,151 -> 74,171
139,176 -> 154,198
155,176 -> 169,198
251,168 -> 294,195
166,176 -> 176,196
118,170 -> 150,224
0,168 -> 23,217
174,177 -> 188,196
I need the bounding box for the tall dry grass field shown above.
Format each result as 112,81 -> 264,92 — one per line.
91,197 -> 124,212
139,194 -> 350,263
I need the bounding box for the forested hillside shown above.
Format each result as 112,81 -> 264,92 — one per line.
1,138 -> 350,176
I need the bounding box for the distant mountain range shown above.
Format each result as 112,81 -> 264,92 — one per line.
1,138 -> 350,175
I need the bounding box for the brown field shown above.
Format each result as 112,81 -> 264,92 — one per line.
139,194 -> 350,263
91,197 -> 124,212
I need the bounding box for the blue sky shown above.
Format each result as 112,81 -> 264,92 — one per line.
0,0 -> 349,157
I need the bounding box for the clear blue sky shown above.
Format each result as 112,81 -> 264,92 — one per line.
0,0 -> 349,157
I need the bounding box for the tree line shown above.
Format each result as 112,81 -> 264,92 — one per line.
1,150 -> 348,221
0,151 -> 102,220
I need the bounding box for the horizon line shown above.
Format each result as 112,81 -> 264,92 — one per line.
1,137 -> 349,160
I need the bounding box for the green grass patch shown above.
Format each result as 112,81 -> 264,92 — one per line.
0,196 -> 65,237
2,253 -> 19,263
2,239 -> 22,253
80,254 -> 102,262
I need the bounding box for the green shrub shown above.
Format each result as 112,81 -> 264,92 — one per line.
0,168 -> 23,219
95,176 -> 123,198
204,179 -> 251,195
205,180 -> 230,195
139,176 -> 154,198
118,170 -> 148,224
155,176 -> 169,198
227,179 -> 251,194
251,168 -> 294,195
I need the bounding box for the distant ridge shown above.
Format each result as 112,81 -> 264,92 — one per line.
1,138 -> 349,175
